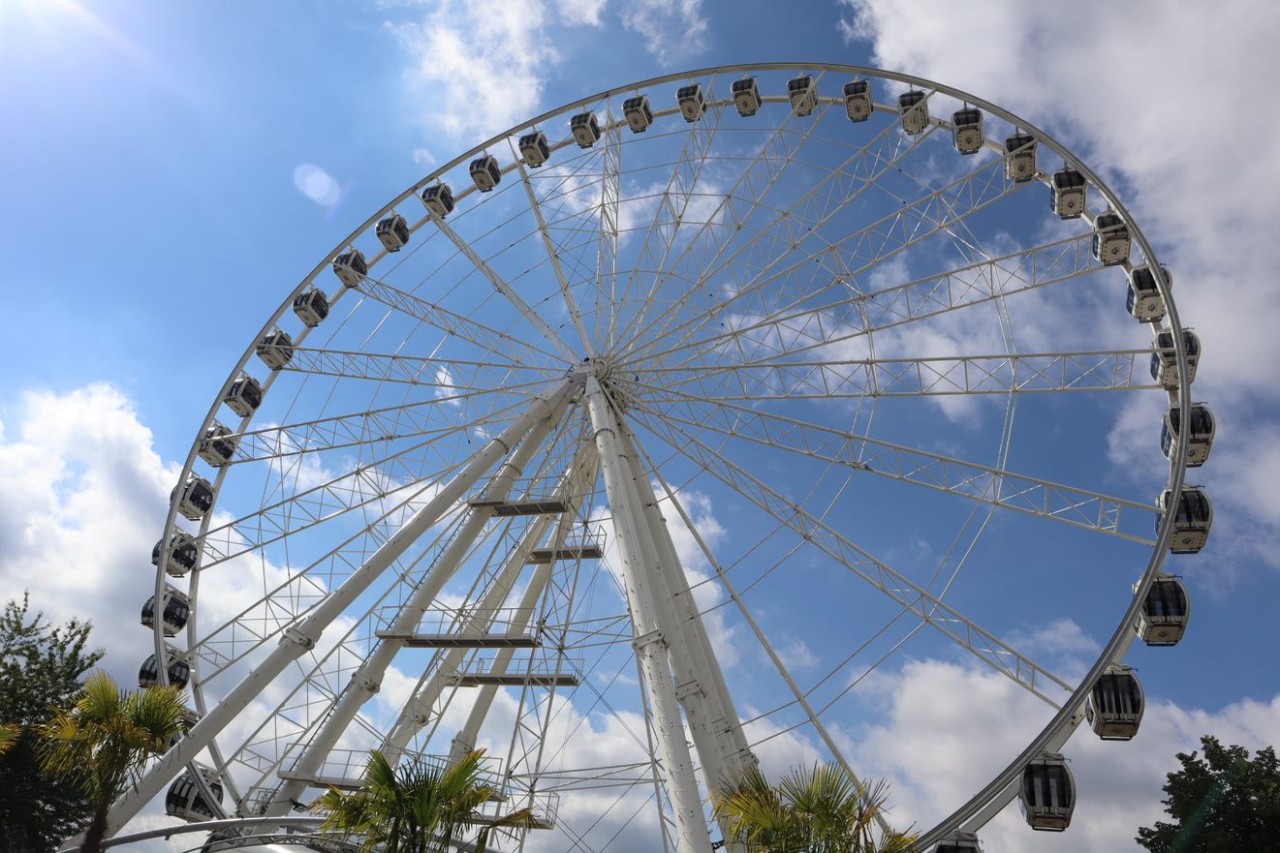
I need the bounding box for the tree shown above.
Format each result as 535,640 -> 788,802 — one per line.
314,749 -> 535,853
1136,735 -> 1280,852
0,593 -> 103,853
714,763 -> 916,853
39,670 -> 189,853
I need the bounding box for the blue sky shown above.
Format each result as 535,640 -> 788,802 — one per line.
2,2 -> 1279,851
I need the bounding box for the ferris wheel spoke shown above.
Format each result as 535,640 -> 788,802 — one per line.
643,230 -> 1101,376
599,114 -> 623,353
426,209 -> 581,364
510,139 -> 596,359
196,428 -> 478,572
641,347 -> 1158,399
629,126 -> 1007,368
202,395 -> 552,568
642,391 -> 1157,542
617,82 -> 729,340
625,97 -> 928,359
354,271 -> 565,367
229,393 -> 530,466
278,346 -> 556,390
632,404 -> 1073,705
189,497 -> 476,685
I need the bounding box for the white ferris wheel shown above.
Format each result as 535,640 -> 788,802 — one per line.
116,63 -> 1212,852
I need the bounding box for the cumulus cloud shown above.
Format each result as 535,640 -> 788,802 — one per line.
0,384 -> 179,685
619,0 -> 709,65
553,0 -> 607,27
390,0 -> 562,142
855,658 -> 1280,852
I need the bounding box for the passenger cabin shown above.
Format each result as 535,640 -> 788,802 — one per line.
623,95 -> 653,133
1004,133 -> 1037,183
172,477 -> 214,522
934,832 -> 981,852
332,250 -> 367,287
732,76 -> 761,117
843,79 -> 872,122
1092,212 -> 1131,266
1162,402 -> 1215,467
470,155 -> 501,192
376,213 -> 411,252
197,422 -> 237,467
1150,329 -> 1201,389
677,84 -> 705,122
519,131 -> 550,167
1136,576 -> 1191,646
1020,754 -> 1075,831
898,90 -> 928,135
952,108 -> 984,155
1086,668 -> 1145,740
224,374 -> 263,418
788,75 -> 817,117
1159,486 -> 1213,554
139,645 -> 190,689
422,183 -> 455,218
141,586 -> 191,637
570,112 -> 601,148
152,531 -> 199,577
166,766 -> 224,822
1050,168 -> 1087,219
1127,265 -> 1170,323
256,330 -> 293,371
293,287 -> 330,327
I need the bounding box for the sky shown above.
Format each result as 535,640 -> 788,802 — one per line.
2,1 -> 1280,852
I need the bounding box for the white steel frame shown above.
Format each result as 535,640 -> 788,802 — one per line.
105,63 -> 1201,853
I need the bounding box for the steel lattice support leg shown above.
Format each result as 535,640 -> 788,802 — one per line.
96,381 -> 575,841
616,423 -> 755,851
585,375 -> 711,853
260,394 -> 570,819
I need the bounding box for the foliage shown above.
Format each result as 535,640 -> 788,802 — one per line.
1136,735 -> 1280,852
39,670 -> 189,853
0,721 -> 19,755
714,763 -> 916,853
0,593 -> 103,853
314,749 -> 535,853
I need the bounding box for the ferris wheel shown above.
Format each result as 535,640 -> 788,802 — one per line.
115,63 -> 1212,852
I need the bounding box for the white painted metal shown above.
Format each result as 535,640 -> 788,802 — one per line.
126,63 -> 1201,853
382,451 -> 591,759
584,374 -> 710,853
259,393 -> 571,819
110,380 -> 573,836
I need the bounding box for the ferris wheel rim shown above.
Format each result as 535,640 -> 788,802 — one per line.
137,62 -> 1200,850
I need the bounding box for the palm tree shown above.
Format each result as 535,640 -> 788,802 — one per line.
0,721 -> 20,756
714,763 -> 916,853
314,748 -> 535,853
39,670 -> 189,853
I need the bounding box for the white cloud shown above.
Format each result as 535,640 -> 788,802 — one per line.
553,0 -> 607,26
390,0 -> 562,142
0,385 -> 180,687
854,658 -> 1280,852
433,365 -> 461,406
618,0 -> 709,65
